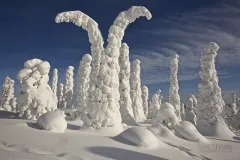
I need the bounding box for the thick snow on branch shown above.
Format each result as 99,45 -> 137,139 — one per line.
0,76 -> 15,111
196,42 -> 234,137
16,59 -> 57,119
75,54 -> 92,112
169,54 -> 181,121
51,69 -> 58,104
141,86 -> 149,117
119,43 -> 133,120
131,59 -> 146,122
63,66 -> 74,109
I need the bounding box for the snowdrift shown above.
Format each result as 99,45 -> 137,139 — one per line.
36,110 -> 67,133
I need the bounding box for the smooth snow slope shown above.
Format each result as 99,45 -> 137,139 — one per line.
0,114 -> 239,160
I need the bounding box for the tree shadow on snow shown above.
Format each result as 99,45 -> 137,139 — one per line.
26,122 -> 41,130
233,136 -> 240,141
109,135 -> 137,146
0,110 -> 19,119
67,124 -> 81,130
207,137 -> 240,144
88,146 -> 168,160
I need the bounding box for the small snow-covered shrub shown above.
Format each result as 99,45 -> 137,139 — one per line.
0,76 -> 15,111
118,127 -> 159,147
36,110 -> 67,133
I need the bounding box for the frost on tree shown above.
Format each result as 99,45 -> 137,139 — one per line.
16,59 -> 57,119
169,54 -> 181,121
63,66 -> 74,109
149,90 -> 161,119
74,54 -> 92,113
185,97 -> 196,126
131,59 -> 146,122
0,76 -> 15,111
56,6 -> 152,128
58,83 -> 65,108
119,43 -> 134,120
51,69 -> 58,104
141,86 -> 149,117
232,93 -> 237,104
196,42 -> 235,137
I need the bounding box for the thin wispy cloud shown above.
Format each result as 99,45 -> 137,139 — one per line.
129,2 -> 240,84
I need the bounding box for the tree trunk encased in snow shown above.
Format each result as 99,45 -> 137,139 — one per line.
119,43 -> 134,120
63,66 -> 74,109
196,42 -> 235,137
131,59 -> 146,122
75,54 -> 92,112
169,54 -> 181,121
0,76 -> 15,111
51,68 -> 58,104
56,6 -> 152,128
141,86 -> 149,117
16,59 -> 57,119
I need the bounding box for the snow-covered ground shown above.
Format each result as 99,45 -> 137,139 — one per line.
0,111 -> 239,160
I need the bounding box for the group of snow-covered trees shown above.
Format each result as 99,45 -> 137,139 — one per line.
0,6 -> 238,138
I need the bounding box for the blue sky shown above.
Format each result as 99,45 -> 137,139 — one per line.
0,0 -> 240,103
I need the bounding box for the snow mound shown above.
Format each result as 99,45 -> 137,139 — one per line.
148,123 -> 178,139
36,110 -> 67,133
121,114 -> 140,126
174,121 -> 208,143
118,127 -> 159,147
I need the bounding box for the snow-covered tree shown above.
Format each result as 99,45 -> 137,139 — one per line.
131,59 -> 146,122
149,92 -> 161,119
157,89 -> 163,106
119,43 -> 134,120
63,66 -> 74,109
233,93 -> 237,104
16,59 -> 57,119
75,54 -> 92,112
196,42 -> 234,137
185,97 -> 196,126
180,103 -> 185,121
51,68 -> 58,104
0,76 -> 15,111
56,6 -> 152,128
141,86 -> 149,117
169,54 -> 181,121
58,83 -> 64,108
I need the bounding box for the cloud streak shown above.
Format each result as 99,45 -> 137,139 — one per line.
129,2 -> 240,84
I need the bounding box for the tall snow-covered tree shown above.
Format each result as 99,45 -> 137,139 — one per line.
131,59 -> 146,122
51,68 -> 58,104
233,93 -> 237,104
169,54 -> 181,121
149,91 -> 161,119
0,76 -> 15,111
63,66 -> 74,109
141,85 -> 149,117
16,59 -> 57,119
75,54 -> 92,112
119,43 -> 134,120
196,42 -> 234,137
58,83 -> 64,108
56,6 -> 152,128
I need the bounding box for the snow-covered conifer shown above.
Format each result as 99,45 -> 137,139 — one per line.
119,43 -> 134,120
131,59 -> 146,122
149,92 -> 161,119
0,76 -> 15,111
233,93 -> 237,104
141,86 -> 149,117
51,69 -> 58,104
58,83 -> 64,108
75,54 -> 92,112
196,42 -> 234,137
185,97 -> 196,126
63,66 -> 74,109
169,54 -> 181,121
180,103 -> 185,121
56,6 -> 151,128
16,59 -> 57,119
